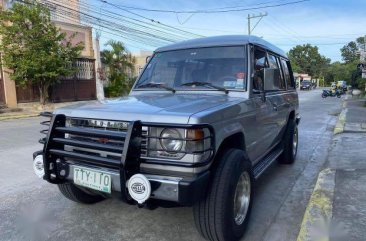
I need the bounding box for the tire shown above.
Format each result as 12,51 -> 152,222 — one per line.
193,149 -> 253,241
58,182 -> 105,204
321,93 -> 327,98
278,119 -> 298,164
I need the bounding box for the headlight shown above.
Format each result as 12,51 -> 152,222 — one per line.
160,128 -> 183,153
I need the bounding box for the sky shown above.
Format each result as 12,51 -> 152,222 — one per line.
89,0 -> 366,62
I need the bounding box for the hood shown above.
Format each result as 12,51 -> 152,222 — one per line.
54,92 -> 240,124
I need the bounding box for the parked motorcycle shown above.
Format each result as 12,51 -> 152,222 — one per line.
322,89 -> 342,98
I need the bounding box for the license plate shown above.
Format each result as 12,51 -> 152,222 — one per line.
73,167 -> 112,193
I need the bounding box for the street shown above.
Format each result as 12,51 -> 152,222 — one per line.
0,89 -> 342,241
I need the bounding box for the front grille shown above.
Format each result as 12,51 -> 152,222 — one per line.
50,124 -> 128,169
40,116 -> 146,170
140,129 -> 148,157
66,117 -> 148,160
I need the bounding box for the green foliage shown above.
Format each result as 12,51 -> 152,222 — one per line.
341,37 -> 365,63
337,37 -> 366,89
288,44 -> 330,78
323,61 -> 354,86
101,40 -> 136,97
0,1 -> 83,104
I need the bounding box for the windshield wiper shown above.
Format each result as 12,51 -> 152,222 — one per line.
181,81 -> 228,94
136,82 -> 176,93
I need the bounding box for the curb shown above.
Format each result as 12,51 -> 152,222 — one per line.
334,108 -> 346,135
0,113 -> 39,121
296,168 -> 336,241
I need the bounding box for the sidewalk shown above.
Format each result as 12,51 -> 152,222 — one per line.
0,100 -> 93,121
298,94 -> 366,241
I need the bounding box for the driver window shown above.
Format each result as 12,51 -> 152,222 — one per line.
253,49 -> 267,93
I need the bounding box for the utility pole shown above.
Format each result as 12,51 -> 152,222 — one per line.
247,12 -> 268,35
94,32 -> 105,100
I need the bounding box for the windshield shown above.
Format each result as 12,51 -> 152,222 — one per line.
135,46 -> 247,91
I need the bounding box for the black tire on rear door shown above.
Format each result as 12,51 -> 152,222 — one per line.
278,119 -> 298,164
193,149 -> 253,241
58,183 -> 105,204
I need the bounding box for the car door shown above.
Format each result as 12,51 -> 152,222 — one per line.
248,47 -> 279,162
262,53 -> 287,147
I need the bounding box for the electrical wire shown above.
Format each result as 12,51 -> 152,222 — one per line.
102,0 -> 310,14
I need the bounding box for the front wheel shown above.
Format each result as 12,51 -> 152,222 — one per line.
193,149 -> 253,241
321,93 -> 327,98
58,182 -> 105,204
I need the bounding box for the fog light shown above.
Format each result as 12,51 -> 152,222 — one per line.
127,174 -> 151,204
33,155 -> 44,178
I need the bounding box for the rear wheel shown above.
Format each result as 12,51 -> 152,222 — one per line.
278,119 -> 298,164
322,93 -> 327,98
58,182 -> 105,204
193,149 -> 253,241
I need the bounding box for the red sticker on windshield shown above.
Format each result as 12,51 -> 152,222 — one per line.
236,72 -> 245,79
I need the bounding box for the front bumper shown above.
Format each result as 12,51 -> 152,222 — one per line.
66,163 -> 209,206
33,151 -> 210,206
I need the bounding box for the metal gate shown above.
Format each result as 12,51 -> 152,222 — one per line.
16,58 -> 96,103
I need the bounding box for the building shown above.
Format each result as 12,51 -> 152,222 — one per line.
133,51 -> 153,77
0,0 -> 97,107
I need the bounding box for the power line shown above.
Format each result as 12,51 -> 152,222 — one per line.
40,0 -> 187,45
275,42 -> 348,46
78,0 -> 202,38
97,0 -> 204,37
104,0 -> 310,14
17,0 -> 181,47
75,2 -> 190,41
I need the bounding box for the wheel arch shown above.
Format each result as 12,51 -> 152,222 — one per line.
210,132 -> 250,171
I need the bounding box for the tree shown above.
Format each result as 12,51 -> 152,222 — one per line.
341,37 -> 365,63
0,1 -> 83,104
288,44 -> 330,78
339,37 -> 366,89
101,40 -> 135,97
324,61 -> 354,86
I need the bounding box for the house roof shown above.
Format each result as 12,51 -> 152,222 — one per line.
155,35 -> 287,58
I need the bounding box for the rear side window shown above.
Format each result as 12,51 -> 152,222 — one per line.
266,54 -> 286,90
281,59 -> 295,89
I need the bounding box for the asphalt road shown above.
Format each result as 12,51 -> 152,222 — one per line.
0,89 -> 342,241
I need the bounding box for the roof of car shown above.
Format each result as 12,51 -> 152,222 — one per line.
155,35 -> 287,58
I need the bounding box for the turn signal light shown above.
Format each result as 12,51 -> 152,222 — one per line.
187,129 -> 204,140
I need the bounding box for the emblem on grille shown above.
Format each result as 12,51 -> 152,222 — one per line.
98,138 -> 109,144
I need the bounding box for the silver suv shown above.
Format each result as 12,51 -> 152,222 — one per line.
33,35 -> 300,241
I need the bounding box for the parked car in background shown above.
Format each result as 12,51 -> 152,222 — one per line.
33,35 -> 300,241
300,80 -> 312,90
